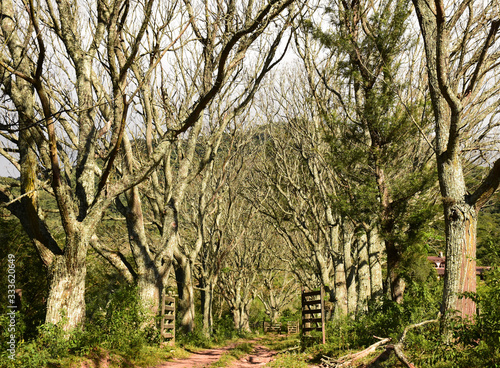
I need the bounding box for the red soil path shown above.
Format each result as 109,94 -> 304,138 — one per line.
154,340 -> 277,368
226,344 -> 276,367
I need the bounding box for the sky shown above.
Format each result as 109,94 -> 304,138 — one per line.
0,154 -> 18,178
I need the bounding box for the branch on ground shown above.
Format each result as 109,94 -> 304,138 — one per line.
321,317 -> 440,368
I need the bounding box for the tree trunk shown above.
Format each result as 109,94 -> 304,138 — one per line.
233,302 -> 251,332
233,307 -> 242,331
356,232 -> 370,314
45,232 -> 87,331
202,286 -> 214,337
240,303 -> 251,332
386,239 -> 405,303
137,269 -> 163,326
175,258 -> 195,333
118,182 -> 167,327
201,276 -> 216,337
331,223 -> 348,318
260,293 -> 280,323
368,226 -> 384,301
440,193 -> 477,332
342,221 -> 357,314
229,284 -> 252,332
456,213 -> 477,319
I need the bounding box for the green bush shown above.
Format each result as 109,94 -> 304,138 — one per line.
176,312 -> 248,348
399,268 -> 500,367
0,285 -> 158,367
175,314 -> 214,348
266,352 -> 310,368
315,276 -> 442,365
82,285 -> 153,355
474,267 -> 500,347
213,313 -> 241,340
450,267 -> 500,366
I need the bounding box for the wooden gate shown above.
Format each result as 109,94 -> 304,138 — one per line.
287,320 -> 299,334
160,293 -> 175,344
301,286 -> 326,344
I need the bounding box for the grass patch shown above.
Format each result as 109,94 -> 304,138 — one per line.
130,345 -> 191,366
260,334 -> 301,352
266,352 -> 311,368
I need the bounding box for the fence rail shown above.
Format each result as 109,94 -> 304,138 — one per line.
301,286 -> 326,344
160,294 -> 175,343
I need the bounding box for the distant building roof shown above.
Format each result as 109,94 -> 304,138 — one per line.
427,255 -> 491,278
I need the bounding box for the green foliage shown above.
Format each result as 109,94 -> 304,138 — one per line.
315,269 -> 500,367
475,268 -> 500,347
212,313 -> 247,342
266,352 -> 310,368
279,307 -> 301,323
176,312 -> 248,349
306,277 -> 442,364
290,269 -> 500,368
328,282 -> 441,348
477,204 -> 500,267
0,285 -> 159,367
82,284 -> 159,355
456,268 -> 500,351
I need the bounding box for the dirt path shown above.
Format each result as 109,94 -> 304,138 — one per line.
154,345 -> 234,368
227,344 -> 276,367
154,340 -> 277,368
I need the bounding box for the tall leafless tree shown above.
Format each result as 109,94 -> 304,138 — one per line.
411,0 -> 500,339
0,0 -> 299,332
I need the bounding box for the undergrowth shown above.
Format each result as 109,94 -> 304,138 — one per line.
0,286 -> 187,367
0,285 -> 258,368
299,268 -> 500,368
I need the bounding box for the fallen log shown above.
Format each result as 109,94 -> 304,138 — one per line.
321,316 -> 440,368
321,337 -> 391,367
278,345 -> 300,354
368,317 -> 440,368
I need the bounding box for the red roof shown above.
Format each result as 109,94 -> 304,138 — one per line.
427,256 -> 490,276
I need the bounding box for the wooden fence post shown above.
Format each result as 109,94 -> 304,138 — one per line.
301,287 -> 326,344
160,292 -> 176,345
